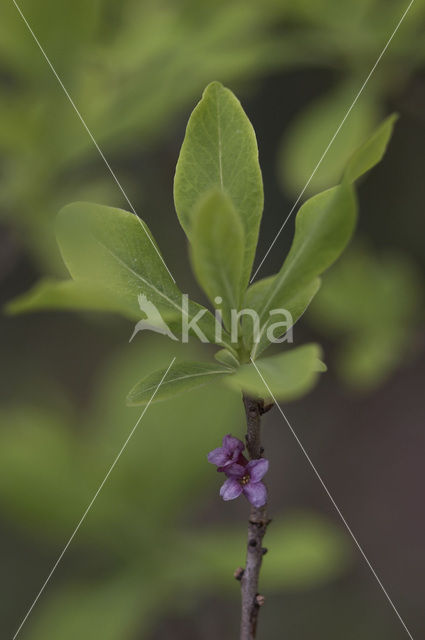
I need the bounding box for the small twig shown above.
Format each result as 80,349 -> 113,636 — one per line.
234,567 -> 245,581
260,402 -> 275,415
240,395 -> 271,640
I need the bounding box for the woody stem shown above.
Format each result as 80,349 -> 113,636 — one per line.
239,395 -> 271,640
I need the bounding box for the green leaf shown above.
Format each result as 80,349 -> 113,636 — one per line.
242,274 -> 275,309
174,81 -> 263,288
344,114 -> 398,183
225,344 -> 325,401
248,115 -> 396,358
251,182 -> 356,358
214,348 -> 239,369
127,360 -> 231,406
242,275 -> 321,356
8,201 -> 229,345
5,278 -> 139,319
56,202 -> 181,317
190,189 -> 244,329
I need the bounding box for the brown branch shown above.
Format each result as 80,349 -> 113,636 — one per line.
240,395 -> 272,640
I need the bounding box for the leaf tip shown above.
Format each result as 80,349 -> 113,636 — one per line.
203,80 -> 225,95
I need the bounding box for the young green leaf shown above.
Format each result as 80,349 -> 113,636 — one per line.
5,278 -> 140,319
242,274 -> 276,310
214,348 -> 239,369
7,202 -> 225,343
53,202 -> 224,344
127,361 -> 232,406
251,182 -> 356,358
344,114 -> 398,184
225,344 -> 326,401
190,189 -> 244,329
174,81 -> 263,288
56,202 -> 179,316
242,277 -> 321,357
246,115 -> 397,357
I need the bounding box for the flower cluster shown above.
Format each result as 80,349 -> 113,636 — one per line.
207,434 -> 268,508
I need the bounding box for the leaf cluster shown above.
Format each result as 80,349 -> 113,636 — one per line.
7,82 -> 396,405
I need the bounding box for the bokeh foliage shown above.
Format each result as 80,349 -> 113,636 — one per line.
2,0 -> 425,266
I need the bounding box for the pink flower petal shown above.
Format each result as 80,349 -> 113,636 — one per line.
246,458 -> 269,482
224,463 -> 245,478
220,477 -> 243,501
243,481 -> 267,507
207,447 -> 229,466
222,434 -> 245,457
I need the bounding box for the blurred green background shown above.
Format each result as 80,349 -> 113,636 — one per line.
1,0 -> 424,638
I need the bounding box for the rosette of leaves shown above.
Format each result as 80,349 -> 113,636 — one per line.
8,81 -> 396,406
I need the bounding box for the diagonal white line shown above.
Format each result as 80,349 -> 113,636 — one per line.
251,0 -> 416,283
11,0 -> 176,283
12,356 -> 176,640
250,357 -> 415,640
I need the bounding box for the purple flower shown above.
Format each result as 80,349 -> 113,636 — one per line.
220,459 -> 268,508
207,434 -> 246,470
